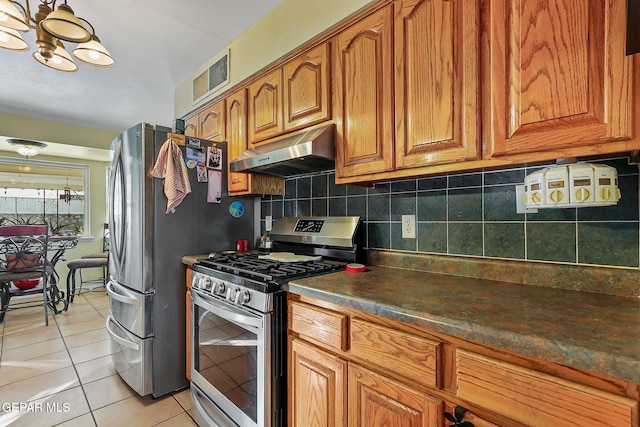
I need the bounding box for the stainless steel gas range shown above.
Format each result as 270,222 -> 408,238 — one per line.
190,216 -> 363,427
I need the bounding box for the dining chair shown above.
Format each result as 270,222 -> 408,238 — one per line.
0,225 -> 54,325
66,223 -> 109,305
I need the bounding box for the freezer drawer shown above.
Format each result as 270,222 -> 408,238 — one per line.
107,280 -> 153,338
106,315 -> 153,396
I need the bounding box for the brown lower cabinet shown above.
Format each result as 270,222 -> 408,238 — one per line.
288,294 -> 639,427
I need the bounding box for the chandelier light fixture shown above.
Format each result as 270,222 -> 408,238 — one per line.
0,0 -> 114,72
6,139 -> 47,158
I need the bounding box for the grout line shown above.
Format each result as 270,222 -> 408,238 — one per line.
54,293 -> 99,427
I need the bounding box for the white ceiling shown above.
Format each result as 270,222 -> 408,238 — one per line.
0,0 -> 282,159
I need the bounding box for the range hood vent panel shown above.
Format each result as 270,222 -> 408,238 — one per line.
230,124 -> 336,177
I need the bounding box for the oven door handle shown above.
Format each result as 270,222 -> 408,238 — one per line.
192,291 -> 263,330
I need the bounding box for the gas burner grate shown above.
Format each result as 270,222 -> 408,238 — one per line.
198,255 -> 347,284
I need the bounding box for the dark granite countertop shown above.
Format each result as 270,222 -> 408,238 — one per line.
285,266 -> 640,385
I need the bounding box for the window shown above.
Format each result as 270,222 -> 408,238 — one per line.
0,157 -> 90,236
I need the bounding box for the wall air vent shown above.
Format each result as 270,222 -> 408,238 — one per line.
192,49 -> 230,104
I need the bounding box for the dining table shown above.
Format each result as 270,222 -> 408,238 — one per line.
0,234 -> 79,320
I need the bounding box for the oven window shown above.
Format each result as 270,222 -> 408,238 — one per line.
194,303 -> 258,423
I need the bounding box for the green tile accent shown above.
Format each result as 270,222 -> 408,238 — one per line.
448,188 -> 482,221
527,222 -> 577,263
368,222 -> 390,249
484,223 -> 525,259
578,222 -> 640,267
448,223 -> 483,256
417,190 -> 447,221
391,193 -> 416,221
417,222 -> 447,254
268,160 -> 639,272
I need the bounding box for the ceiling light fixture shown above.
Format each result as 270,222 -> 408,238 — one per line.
6,139 -> 47,158
0,0 -> 114,71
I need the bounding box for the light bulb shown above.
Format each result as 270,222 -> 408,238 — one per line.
0,13 -> 7,22
0,31 -> 7,42
52,56 -> 62,64
88,50 -> 100,60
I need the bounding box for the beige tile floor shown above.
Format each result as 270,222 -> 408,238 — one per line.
0,290 -> 197,427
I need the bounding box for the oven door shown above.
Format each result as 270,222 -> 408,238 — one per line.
191,290 -> 268,427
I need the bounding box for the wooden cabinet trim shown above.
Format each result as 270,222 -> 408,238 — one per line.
289,301 -> 348,351
457,349 -> 639,427
350,317 -> 441,389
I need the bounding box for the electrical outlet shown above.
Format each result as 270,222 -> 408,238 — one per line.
265,215 -> 272,231
402,215 -> 416,239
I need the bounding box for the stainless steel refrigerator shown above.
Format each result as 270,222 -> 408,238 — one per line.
106,122 -> 254,398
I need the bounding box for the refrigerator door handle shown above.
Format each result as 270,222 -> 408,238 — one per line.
106,280 -> 141,306
108,137 -> 126,280
106,315 -> 140,351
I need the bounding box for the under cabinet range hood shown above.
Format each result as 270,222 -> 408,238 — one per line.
230,123 -> 335,177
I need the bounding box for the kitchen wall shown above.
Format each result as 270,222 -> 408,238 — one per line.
259,157 -> 640,270
175,0 -> 375,116
0,149 -> 111,280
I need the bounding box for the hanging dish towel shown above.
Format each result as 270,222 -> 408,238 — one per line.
151,137 -> 191,213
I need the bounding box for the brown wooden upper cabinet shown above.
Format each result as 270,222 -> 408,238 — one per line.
199,100 -> 226,141
184,115 -> 198,137
484,0 -> 636,159
248,69 -> 284,144
249,42 -> 331,145
283,43 -> 331,132
334,0 -> 480,182
227,87 -> 284,196
395,0 -> 479,170
334,5 -> 395,179
226,88 -> 251,194
183,100 -> 225,141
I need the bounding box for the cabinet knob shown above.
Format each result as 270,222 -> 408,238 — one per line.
444,406 -> 474,427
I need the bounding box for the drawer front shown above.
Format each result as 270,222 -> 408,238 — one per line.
457,350 -> 638,427
289,301 -> 348,351
350,318 -> 441,389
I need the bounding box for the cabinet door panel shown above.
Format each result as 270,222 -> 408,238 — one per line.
184,115 -> 198,137
289,338 -> 347,427
349,363 -> 443,427
199,100 -> 225,141
249,69 -> 283,144
226,88 -> 250,193
284,43 -> 331,131
334,5 -> 394,178
395,0 -> 479,168
485,0 -> 634,157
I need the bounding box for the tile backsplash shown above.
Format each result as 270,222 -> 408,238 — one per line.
260,157 -> 640,269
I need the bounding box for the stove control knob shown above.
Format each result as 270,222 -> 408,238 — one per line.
197,276 -> 211,290
234,289 -> 251,305
212,281 -> 226,295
